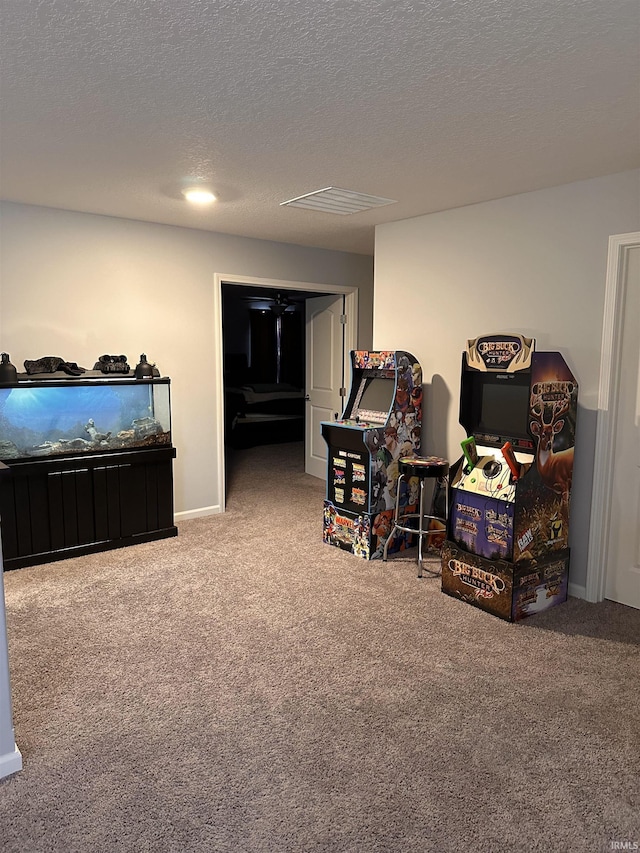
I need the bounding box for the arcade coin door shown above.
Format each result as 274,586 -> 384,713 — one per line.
441,334 -> 578,621
321,350 -> 423,559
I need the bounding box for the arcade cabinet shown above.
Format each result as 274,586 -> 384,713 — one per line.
321,350 -> 422,559
441,333 -> 578,621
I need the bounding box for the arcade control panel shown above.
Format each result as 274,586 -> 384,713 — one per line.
452,447 -> 533,503
333,414 -> 387,429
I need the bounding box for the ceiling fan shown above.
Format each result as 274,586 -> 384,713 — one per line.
242,292 -> 299,315
240,291 -> 302,383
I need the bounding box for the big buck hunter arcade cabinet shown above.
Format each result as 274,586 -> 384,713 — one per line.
441,334 -> 578,621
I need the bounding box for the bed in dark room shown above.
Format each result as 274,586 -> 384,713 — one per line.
224,354 -> 305,448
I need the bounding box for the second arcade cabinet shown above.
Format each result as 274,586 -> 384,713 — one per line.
321,350 -> 423,559
441,333 -> 578,621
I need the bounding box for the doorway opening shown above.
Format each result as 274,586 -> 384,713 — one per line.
222,283 -> 322,452
213,274 -> 358,512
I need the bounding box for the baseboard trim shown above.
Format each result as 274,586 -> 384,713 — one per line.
0,744 -> 22,779
568,582 -> 587,600
175,505 -> 222,522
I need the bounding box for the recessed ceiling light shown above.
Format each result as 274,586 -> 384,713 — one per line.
182,188 -> 217,205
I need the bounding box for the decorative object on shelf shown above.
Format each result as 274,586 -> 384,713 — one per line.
23,356 -> 86,376
0,353 -> 18,386
134,353 -> 156,379
0,441 -> 20,459
93,354 -> 130,374
84,419 -> 112,445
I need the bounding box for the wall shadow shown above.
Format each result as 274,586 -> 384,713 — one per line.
421,373 -> 451,458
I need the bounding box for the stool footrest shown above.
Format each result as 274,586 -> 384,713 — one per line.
387,515 -> 445,537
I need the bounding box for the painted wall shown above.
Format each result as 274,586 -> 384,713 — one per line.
0,202 -> 374,516
374,169 -> 640,591
0,517 -> 21,778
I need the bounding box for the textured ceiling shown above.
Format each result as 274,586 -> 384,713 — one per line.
1,0 -> 638,255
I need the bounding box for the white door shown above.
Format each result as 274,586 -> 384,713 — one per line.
305,294 -> 346,479
605,245 -> 640,609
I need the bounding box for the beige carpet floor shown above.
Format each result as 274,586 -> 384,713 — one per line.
0,441 -> 639,853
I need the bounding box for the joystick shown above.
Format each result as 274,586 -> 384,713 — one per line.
461,436 -> 478,473
483,458 -> 502,479
501,441 -> 521,481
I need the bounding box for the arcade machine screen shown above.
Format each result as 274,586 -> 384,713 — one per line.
465,372 -> 532,448
355,375 -> 396,423
479,381 -> 531,442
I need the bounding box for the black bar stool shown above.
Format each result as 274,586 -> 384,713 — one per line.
383,455 -> 449,577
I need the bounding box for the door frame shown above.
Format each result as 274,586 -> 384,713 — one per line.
213,273 -> 358,512
585,232 -> 640,602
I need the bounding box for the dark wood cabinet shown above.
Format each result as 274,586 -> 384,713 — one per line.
0,446 -> 177,570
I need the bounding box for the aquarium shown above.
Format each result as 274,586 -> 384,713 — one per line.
0,378 -> 171,461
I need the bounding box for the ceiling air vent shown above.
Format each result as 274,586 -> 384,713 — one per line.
280,187 -> 397,215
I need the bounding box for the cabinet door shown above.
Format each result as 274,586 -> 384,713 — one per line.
93,456 -> 174,539
119,462 -> 149,537
93,463 -> 123,541
0,469 -> 45,559
47,468 -> 96,550
0,466 -> 95,560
